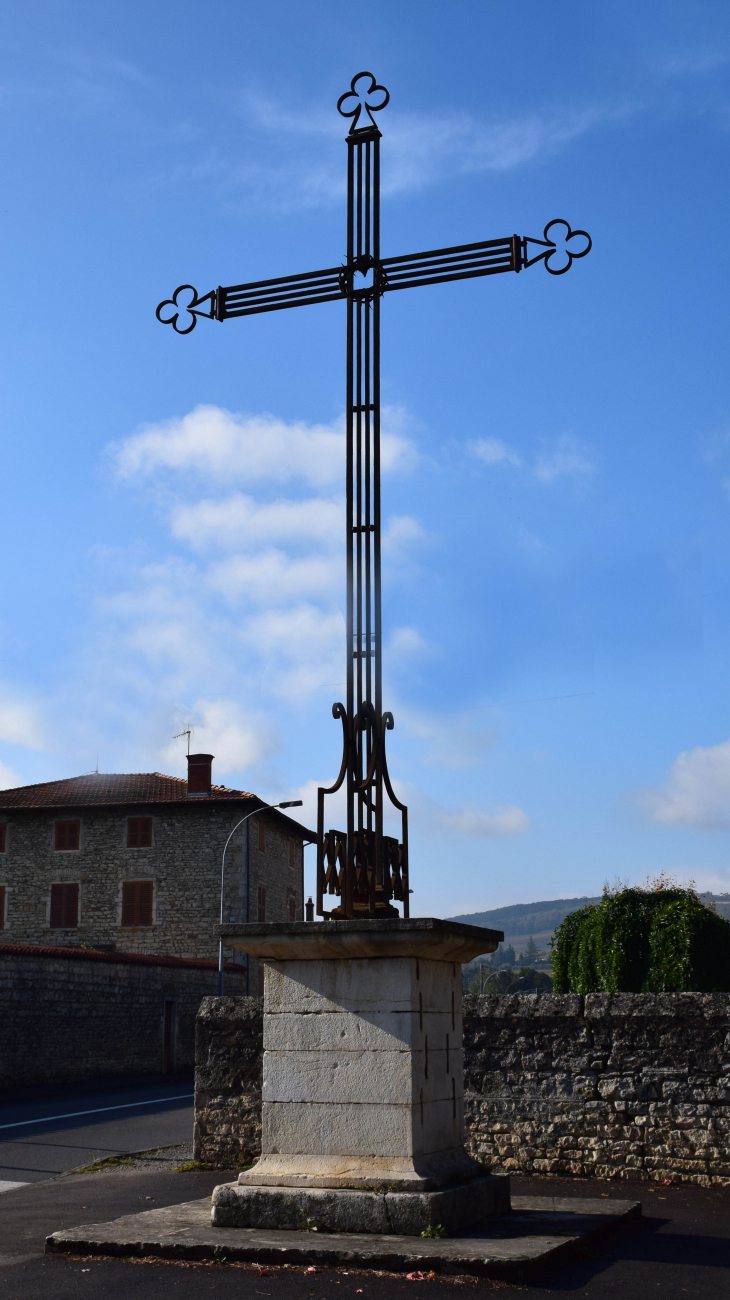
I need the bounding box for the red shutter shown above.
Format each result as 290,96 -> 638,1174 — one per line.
0,823 -> 6,853
55,820 -> 80,850
138,880 -> 153,924
258,886 -> 266,922
128,818 -> 152,848
50,882 -> 78,928
122,880 -> 153,926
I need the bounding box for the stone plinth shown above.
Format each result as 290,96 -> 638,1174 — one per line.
211,918 -> 506,1234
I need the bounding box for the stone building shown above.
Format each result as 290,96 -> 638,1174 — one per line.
0,753 -> 313,994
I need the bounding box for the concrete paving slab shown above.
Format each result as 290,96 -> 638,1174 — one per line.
45,1192 -> 641,1282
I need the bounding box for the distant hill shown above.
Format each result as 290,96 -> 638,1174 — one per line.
449,892 -> 730,963
448,896 -> 602,939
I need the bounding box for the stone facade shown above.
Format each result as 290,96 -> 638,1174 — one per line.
0,941 -> 248,1088
0,765 -> 311,992
194,991 -> 730,1186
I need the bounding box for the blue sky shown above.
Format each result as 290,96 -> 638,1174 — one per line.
1,1 -> 730,915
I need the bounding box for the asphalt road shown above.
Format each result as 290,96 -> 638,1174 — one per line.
0,1170 -> 728,1300
0,1080 -> 194,1186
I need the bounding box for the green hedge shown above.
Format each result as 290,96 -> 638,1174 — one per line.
551,887 -> 730,993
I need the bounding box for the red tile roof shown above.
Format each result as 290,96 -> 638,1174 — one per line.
0,771 -> 256,810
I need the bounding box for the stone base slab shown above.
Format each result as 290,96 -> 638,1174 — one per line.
238,1149 -> 484,1190
212,1173 -> 510,1235
45,1194 -> 642,1283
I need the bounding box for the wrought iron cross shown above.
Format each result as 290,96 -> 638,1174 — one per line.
157,71 -> 592,922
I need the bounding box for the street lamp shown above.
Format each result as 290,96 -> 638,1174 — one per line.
218,800 -> 303,995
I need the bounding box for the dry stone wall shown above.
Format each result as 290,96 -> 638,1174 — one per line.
194,991 -> 730,1185
0,941 -> 248,1088
194,995 -> 263,1167
463,992 -> 730,1187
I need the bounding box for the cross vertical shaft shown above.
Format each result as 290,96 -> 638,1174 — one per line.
321,119 -> 410,920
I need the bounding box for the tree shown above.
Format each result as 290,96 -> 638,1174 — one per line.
520,935 -> 541,966
551,883 -> 730,993
468,966 -> 553,994
490,944 -> 516,969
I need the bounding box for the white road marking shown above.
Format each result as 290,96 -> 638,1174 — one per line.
0,1094 -> 193,1132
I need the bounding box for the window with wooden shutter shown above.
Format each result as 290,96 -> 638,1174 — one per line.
288,838 -> 295,868
127,817 -> 152,848
55,820 -> 80,851
50,882 -> 79,928
0,885 -> 5,929
258,820 -> 265,853
0,823 -> 6,853
121,880 -> 154,927
257,886 -> 266,922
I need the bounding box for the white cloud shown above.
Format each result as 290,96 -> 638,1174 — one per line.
170,494 -> 342,552
159,699 -> 277,776
241,604 -> 344,702
387,626 -> 431,666
643,738 -> 730,829
209,550 -> 340,605
534,434 -> 596,484
396,704 -> 498,770
471,437 -> 522,468
0,688 -> 46,750
659,50 -> 726,77
239,95 -> 630,207
436,803 -> 530,837
470,433 -> 595,484
380,105 -> 621,195
112,405 -> 415,488
294,777 -> 529,855
0,760 -> 22,790
402,783 -> 530,838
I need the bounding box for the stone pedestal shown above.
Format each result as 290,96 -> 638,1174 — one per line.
211,918 -> 507,1235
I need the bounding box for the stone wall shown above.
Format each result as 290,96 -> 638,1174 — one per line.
0,941 -> 248,1089
463,992 -> 730,1187
193,992 -> 730,1185
194,995 -> 263,1167
0,803 -> 304,968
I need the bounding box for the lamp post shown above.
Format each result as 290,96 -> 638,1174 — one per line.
218,799 -> 303,996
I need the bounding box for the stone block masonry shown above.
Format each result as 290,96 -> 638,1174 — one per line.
195,990 -> 730,1186
0,941 -> 248,1088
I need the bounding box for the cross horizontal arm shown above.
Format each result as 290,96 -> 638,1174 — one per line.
219,264 -> 344,319
380,235 -> 520,293
156,221 -> 590,333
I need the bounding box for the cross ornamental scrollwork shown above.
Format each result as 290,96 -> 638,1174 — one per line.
157,73 -> 592,919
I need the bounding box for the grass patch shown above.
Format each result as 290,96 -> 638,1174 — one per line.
176,1158 -> 255,1173
73,1155 -> 137,1173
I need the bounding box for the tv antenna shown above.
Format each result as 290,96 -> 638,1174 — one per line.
173,726 -> 194,755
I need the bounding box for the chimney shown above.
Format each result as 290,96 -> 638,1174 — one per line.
187,753 -> 214,797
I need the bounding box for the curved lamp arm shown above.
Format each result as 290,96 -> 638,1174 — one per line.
218,799 -> 303,995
